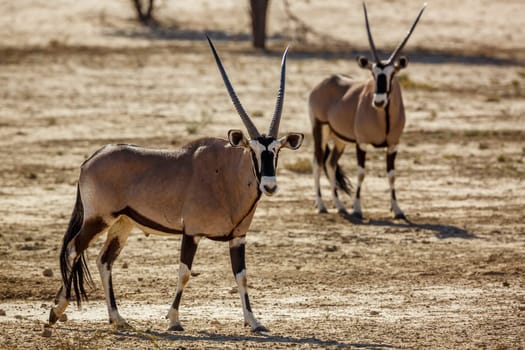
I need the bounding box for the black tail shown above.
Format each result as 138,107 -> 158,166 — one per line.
59,185 -> 93,307
322,145 -> 352,196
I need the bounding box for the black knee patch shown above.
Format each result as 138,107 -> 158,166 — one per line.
356,145 -> 366,168
180,235 -> 198,269
101,238 -> 120,267
387,151 -> 397,172
229,243 -> 246,276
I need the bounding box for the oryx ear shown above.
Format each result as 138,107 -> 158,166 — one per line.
357,56 -> 370,69
396,56 -> 409,70
228,129 -> 249,148
279,133 -> 304,150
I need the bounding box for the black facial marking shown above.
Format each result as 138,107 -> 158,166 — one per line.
261,150 -> 276,177
376,73 -> 387,93
254,136 -> 278,178
255,136 -> 276,147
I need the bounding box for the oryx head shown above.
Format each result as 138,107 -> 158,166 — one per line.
357,1 -> 427,109
207,36 -> 304,196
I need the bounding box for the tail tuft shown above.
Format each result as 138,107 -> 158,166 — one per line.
322,145 -> 352,196
59,185 -> 93,308
335,165 -> 352,196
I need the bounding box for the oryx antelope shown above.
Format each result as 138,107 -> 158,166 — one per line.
48,36 -> 303,332
309,2 -> 426,219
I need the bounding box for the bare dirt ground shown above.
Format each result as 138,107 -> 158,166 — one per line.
0,0 -> 524,349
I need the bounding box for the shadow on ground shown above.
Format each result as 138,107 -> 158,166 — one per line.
340,212 -> 477,239
105,23 -> 524,66
113,328 -> 393,349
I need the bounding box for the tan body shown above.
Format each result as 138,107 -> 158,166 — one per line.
309,74 -> 405,147
309,1 -> 427,219
49,37 -> 303,333
81,139 -> 258,239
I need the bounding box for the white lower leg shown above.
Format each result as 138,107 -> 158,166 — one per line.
352,166 -> 365,214
313,161 -> 327,212
388,170 -> 404,216
167,262 -> 191,329
96,261 -> 126,324
50,287 -> 69,322
235,269 -> 262,330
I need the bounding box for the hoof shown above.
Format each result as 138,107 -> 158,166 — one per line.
394,212 -> 407,221
318,207 -> 328,214
337,208 -> 349,216
167,324 -> 184,332
251,325 -> 269,333
48,309 -> 58,325
351,211 -> 363,220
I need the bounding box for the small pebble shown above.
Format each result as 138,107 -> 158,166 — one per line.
0,309 -> 6,316
122,262 -> 129,269
59,314 -> 67,322
43,268 -> 53,277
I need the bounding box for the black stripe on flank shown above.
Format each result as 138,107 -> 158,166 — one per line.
208,191 -> 262,242
385,102 -> 391,136
329,126 -> 356,144
113,206 -> 183,235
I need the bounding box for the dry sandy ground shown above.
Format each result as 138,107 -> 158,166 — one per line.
0,0 -> 524,349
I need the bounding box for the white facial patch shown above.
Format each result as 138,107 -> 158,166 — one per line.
249,140 -> 265,173
372,64 -> 396,91
249,139 -> 281,176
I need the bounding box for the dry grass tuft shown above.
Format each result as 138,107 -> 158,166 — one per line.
284,158 -> 312,173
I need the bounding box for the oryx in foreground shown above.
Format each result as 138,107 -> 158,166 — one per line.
309,2 -> 426,219
48,36 -> 303,332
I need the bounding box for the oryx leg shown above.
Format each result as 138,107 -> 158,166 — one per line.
312,120 -> 329,213
49,216 -> 108,325
326,138 -> 348,214
167,234 -> 200,331
387,145 -> 406,220
352,143 -> 367,219
96,216 -> 133,328
229,237 -> 267,332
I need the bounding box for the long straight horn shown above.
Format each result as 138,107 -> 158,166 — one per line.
387,3 -> 427,64
363,1 -> 380,63
268,46 -> 289,138
206,35 -> 261,139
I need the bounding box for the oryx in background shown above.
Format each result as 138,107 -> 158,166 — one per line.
308,2 -> 426,220
48,36 -> 303,332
